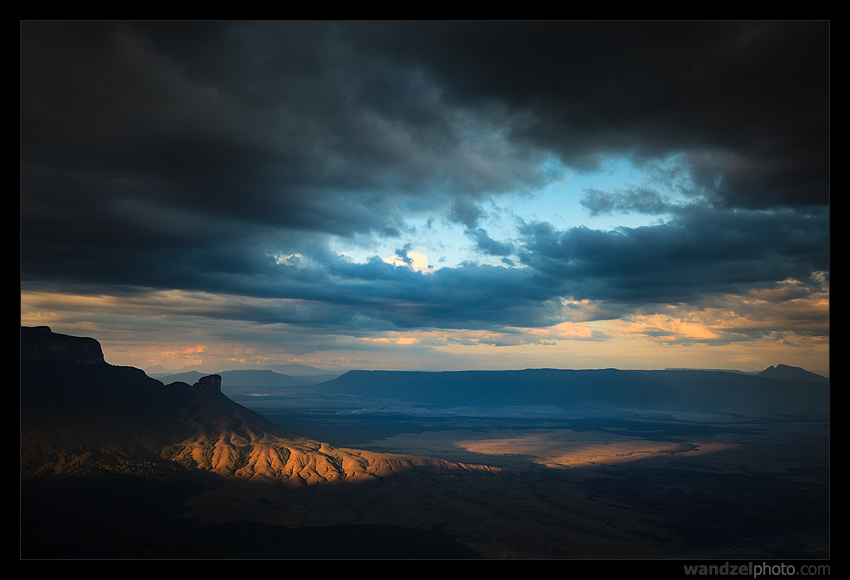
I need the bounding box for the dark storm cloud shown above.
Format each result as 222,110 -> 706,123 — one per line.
267,249 -> 560,330
21,22 -> 545,242
516,205 -> 829,305
21,21 -> 829,335
96,200 -> 824,333
367,21 -> 829,208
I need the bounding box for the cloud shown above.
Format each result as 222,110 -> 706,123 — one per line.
610,280 -> 829,347
449,199 -> 484,229
21,22 -> 554,248
465,228 -> 514,257
580,187 -> 672,216
516,205 -> 828,306
20,22 -> 829,366
383,244 -> 434,273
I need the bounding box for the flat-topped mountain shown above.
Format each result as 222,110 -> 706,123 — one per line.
21,325 -> 105,365
21,327 -> 506,558
317,367 -> 829,412
21,327 -> 496,485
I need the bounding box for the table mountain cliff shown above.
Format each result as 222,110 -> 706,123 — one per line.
21,326 -> 498,486
22,325 -> 105,364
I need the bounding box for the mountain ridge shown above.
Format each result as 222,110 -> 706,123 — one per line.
148,363 -> 337,378
21,327 -> 502,486
757,363 -> 829,384
21,329 -> 505,558
153,369 -> 342,391
21,325 -> 105,365
316,367 -> 828,412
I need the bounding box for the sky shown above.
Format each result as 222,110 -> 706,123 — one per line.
20,21 -> 830,374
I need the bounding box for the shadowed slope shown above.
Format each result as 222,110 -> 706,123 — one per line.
21,327 -> 500,485
21,327 -> 498,558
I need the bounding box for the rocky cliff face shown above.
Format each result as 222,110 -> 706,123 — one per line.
21,326 -> 105,365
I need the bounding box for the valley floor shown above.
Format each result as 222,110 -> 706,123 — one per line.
184,400 -> 829,559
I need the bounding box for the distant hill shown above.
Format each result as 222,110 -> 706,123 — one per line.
318,368 -> 829,412
758,364 -> 830,384
266,363 -> 341,376
153,369 -> 342,393
149,363 -> 337,378
664,368 -> 758,375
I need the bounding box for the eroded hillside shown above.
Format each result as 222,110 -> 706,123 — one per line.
168,375 -> 500,485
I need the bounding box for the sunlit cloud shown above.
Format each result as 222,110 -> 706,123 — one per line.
21,279 -> 829,374
383,251 -> 435,274
608,279 -> 829,347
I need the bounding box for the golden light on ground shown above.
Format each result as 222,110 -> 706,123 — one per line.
454,429 -> 737,469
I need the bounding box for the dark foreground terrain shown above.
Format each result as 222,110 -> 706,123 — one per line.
234,396 -> 829,559
21,327 -> 829,559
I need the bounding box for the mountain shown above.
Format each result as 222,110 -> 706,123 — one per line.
149,363 -> 337,378
21,325 -> 105,364
757,364 -> 830,384
267,363 -> 342,376
153,368 -> 341,391
20,327 -> 498,558
316,367 -> 829,412
164,373 -> 496,483
21,326 -> 499,484
664,368 -> 758,375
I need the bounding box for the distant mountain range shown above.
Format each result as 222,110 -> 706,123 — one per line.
154,364 -> 828,408
148,362 -> 337,378
152,368 -> 342,390
314,367 -> 828,413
